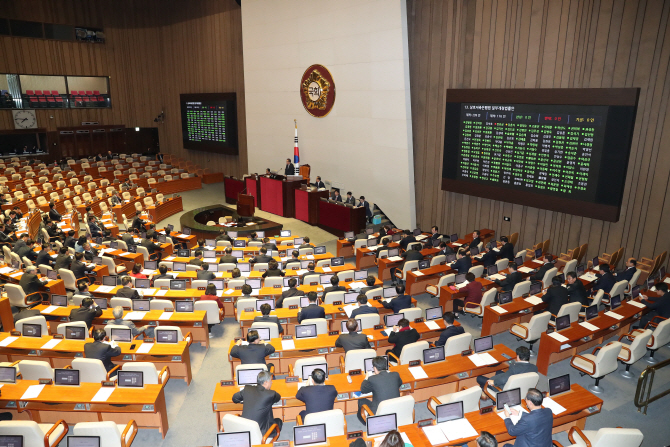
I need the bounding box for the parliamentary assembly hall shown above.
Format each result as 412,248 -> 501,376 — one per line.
0,0 -> 668,446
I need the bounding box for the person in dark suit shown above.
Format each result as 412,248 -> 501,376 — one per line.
84,328 -> 122,377
82,243 -> 98,262
356,196 -> 372,223
62,231 -> 76,249
312,176 -> 325,189
480,246 -> 498,268
566,271 -> 589,308
436,241 -> 455,257
121,230 -> 138,248
360,277 -> 381,294
12,234 -> 28,253
391,245 -> 424,285
615,258 -> 637,283
48,202 -> 61,222
131,210 -> 146,231
300,263 -> 316,282
189,250 -> 204,266
218,247 -> 238,264
502,389 -> 553,447
35,246 -> 54,268
215,229 -> 232,243
398,230 -> 416,251
54,247 -> 72,272
196,263 -> 216,280
142,234 -> 162,260
46,221 -> 63,242
232,371 -> 283,433
386,318 -> 420,361
435,312 -> 465,347
591,263 -> 616,294
295,368 -> 337,420
429,226 -> 441,244
467,230 -> 481,252
323,275 -> 346,300
336,318 -> 372,352
152,265 -> 173,283
252,247 -> 273,264
261,237 -> 278,252
298,237 -> 314,249
115,276 -> 141,300
498,236 -> 515,261
374,239 -> 391,258
284,158 -> 295,176
253,303 -> 284,335
541,276 -> 570,320
344,191 -> 356,205
477,346 -> 537,392
110,192 -> 122,206
69,297 -> 103,328
261,259 -> 284,278
71,252 -> 94,280
638,283 -> 670,328
77,282 -> 93,297
357,356 -> 403,423
297,292 -> 325,323
451,249 -> 472,274
351,294 -> 380,318
331,189 -> 342,202
382,285 -> 412,314
230,330 -> 276,366
495,262 -> 523,292
276,278 -> 304,308
16,239 -> 37,262
0,224 -> 15,247
18,266 -> 48,303
530,258 -> 554,282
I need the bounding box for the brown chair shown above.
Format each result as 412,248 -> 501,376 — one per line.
638,251 -> 667,285
508,232 -> 519,247
555,245 -> 580,270
576,243 -> 588,264
299,163 -> 310,180
525,242 -> 543,261
542,238 -> 550,255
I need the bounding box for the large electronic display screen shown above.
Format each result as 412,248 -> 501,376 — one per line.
180,93 -> 238,154
442,89 -> 639,221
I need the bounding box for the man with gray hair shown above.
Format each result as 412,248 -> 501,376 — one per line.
232,370 -> 283,433
18,265 -> 49,303
111,306 -> 153,338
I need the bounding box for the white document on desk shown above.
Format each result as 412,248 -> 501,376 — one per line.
489,274 -> 506,281
579,322 -> 600,331
496,406 -> 527,424
542,397 -> 567,415
524,296 -> 544,305
438,418 -> 478,441
306,255 -> 315,260
296,269 -> 308,276
164,256 -> 176,261
387,256 -> 403,262
91,387 -> 116,402
0,267 -> 14,274
468,353 -> 497,367
604,311 -> 624,320
347,281 -> 367,290
9,272 -> 22,278
41,339 -> 62,350
408,366 -> 428,380
343,304 -> 359,318
321,267 -> 332,273
455,281 -> 469,289
518,266 -> 534,273
664,277 -> 670,284
42,306 -> 59,314
21,384 -> 45,400
142,288 -> 158,296
95,285 -> 115,293
413,271 -> 425,276
424,320 -> 441,330
155,289 -> 168,296
451,242 -> 462,247
0,337 -> 18,347
281,339 -> 296,350
548,332 -> 569,342
158,312 -> 172,321
141,269 -> 155,275
119,252 -> 132,257
579,274 -> 597,282
490,306 -> 508,314
136,343 -> 154,354
250,289 -> 260,296
628,300 -> 646,308
423,425 -> 448,445
124,311 -> 148,320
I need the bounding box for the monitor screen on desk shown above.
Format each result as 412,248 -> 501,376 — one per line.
47,269 -> 58,280
363,356 -> 388,373
366,414 -> 397,438
388,248 -> 399,258
455,273 -> 466,284
0,366 -> 16,384
68,437 -> 101,447
183,228 -> 191,236
449,233 -> 458,242
497,291 -> 512,305
227,231 -> 238,238
436,401 -> 464,423
549,374 -> 571,396
111,328 -> 132,342
209,279 -> 225,290
246,278 -> 261,289
135,278 -> 151,289
631,285 -> 640,299
314,246 -> 326,255
66,326 -> 86,340
576,264 -> 585,276
555,315 -> 571,331
301,363 -> 328,381
22,324 -> 41,337
423,346 -> 446,364
253,327 -> 271,341
92,256 -> 102,266
610,294 -> 622,309
515,256 -> 524,266
418,259 -> 430,270
283,277 -> 295,287
281,230 -> 291,237
354,270 -> 367,281
177,249 -> 191,258
176,300 -> 194,312
384,313 -> 404,327
156,329 -> 179,343
293,237 -> 304,246
233,240 -> 246,248
344,231 -> 354,239
344,292 -> 358,304
474,335 -> 493,353
293,424 -> 327,447
0,436 -> 23,447
54,368 -> 80,386
110,241 -> 119,249
117,371 -> 143,388
585,305 -> 599,321
295,324 -> 317,339
256,299 -> 275,311
170,279 -> 186,290
331,256 -> 344,267
392,233 -> 402,242
132,299 -> 150,311
299,296 -> 312,308
341,319 -> 362,333
102,276 -> 117,287
496,388 -> 522,411
216,432 -> 250,447
237,368 -> 264,385
144,261 -> 157,270
366,238 -> 377,248
320,274 -> 334,285
529,281 -> 543,296
425,306 -> 442,321
231,250 -> 244,259
205,239 -> 216,247
237,262 -> 250,272
486,265 -> 498,276
446,253 -> 457,263
256,231 -> 265,238
300,260 -> 312,269
158,234 -> 167,243
166,224 -> 175,233
51,294 -> 67,306
470,246 -> 480,256
127,245 -> 137,254
383,287 -> 397,298
172,262 -> 186,272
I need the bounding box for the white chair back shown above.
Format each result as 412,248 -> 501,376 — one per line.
195,300 -> 222,324
0,421 -> 64,447
344,349 -> 376,373
402,307 -> 422,321
15,316 -> 48,336
443,332 -> 472,356
621,329 -> 653,365
110,297 -> 132,309
375,395 -> 415,425
542,267 -> 558,288
564,259 -> 577,274
527,312 -> 552,340
587,428 -> 644,447
301,318 -> 329,335
221,415 -> 264,445
469,265 -> 484,277
251,322 -> 279,339
18,360 -> 54,380
593,342 -> 622,377
432,386 -> 481,413
556,302 -> 582,323
324,291 -> 345,305
649,318 -> 670,349
303,409 -> 346,436
512,280 -> 531,298
57,321 -> 88,335
236,299 -> 258,321
122,362 -> 162,385
71,358 -> 108,382
399,340 -> 429,365
495,258 -> 509,271
72,421 -> 129,447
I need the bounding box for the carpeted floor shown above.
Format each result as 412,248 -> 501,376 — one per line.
57,184 -> 670,446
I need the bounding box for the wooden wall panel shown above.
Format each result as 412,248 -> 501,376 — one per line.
409,0 -> 670,264
0,0 -> 248,177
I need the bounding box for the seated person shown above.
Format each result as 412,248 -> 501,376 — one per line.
18,265 -> 49,303
298,237 -> 314,249
111,305 -> 154,338
615,258 -> 638,283
252,247 -> 273,264
435,312 -> 465,347
231,371 -> 283,433
82,242 -> 98,261
198,284 -> 224,336
196,262 -> 216,280
360,275 -> 381,293
357,356 -> 402,424
297,291 -> 325,323
591,263 -> 615,294
453,272 -> 482,316
451,248 -> 472,274
323,275 -> 345,299
498,236 -> 515,261
336,318 -> 372,352
495,262 -> 522,292
530,257 -> 554,281
351,294 -> 379,318
230,329 -> 276,369
382,284 -> 412,314
84,328 -> 122,377
189,250 -> 204,266
300,262 -> 316,282
129,263 -> 147,279
262,259 -> 284,278
276,277 -> 304,308
386,318 -> 420,363
71,252 -> 95,279
16,238 -> 38,262
296,368 -> 337,421
479,245 -> 498,268
115,275 -> 141,299
541,276 -> 570,320
218,247 -> 237,264
76,281 -> 93,296
253,302 -> 284,335
566,271 -> 589,307
152,265 -> 172,282
476,346 -> 537,393
69,297 -> 103,328
54,246 -> 72,272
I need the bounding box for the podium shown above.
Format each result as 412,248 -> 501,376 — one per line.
237,193 -> 255,217
259,176 -> 306,217
295,188 -> 329,224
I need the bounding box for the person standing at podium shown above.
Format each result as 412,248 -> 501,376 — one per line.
285,158 -> 295,176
